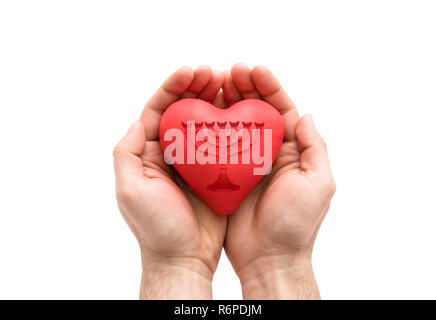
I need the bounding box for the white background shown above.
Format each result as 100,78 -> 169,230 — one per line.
1,0 -> 435,299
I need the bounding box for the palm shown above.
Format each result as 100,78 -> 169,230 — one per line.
138,140 -> 224,261
225,141 -> 313,266
250,154 -> 319,241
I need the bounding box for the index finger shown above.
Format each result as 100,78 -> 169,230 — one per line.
140,66 -> 194,140
251,65 -> 299,141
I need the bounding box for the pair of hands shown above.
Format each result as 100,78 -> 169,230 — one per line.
113,64 -> 335,299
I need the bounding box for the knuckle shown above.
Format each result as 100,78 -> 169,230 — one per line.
112,141 -> 124,158
116,187 -> 135,204
328,179 -> 336,196
320,177 -> 336,197
112,144 -> 120,158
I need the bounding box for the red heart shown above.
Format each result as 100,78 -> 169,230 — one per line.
159,98 -> 284,215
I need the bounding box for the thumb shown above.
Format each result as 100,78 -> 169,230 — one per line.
113,120 -> 146,183
296,115 -> 331,174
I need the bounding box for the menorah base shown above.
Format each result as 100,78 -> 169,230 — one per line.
207,167 -> 240,192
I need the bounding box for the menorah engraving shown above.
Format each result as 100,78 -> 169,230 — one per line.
181,120 -> 265,192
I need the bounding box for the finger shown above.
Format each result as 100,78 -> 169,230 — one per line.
251,65 -> 296,113
296,115 -> 331,174
140,66 -> 194,140
230,63 -> 261,100
113,120 -> 146,183
180,65 -> 213,99
198,70 -> 224,102
212,91 -> 227,109
251,65 -> 299,141
223,70 -> 242,106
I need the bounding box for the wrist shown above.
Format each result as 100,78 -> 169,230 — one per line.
239,252 -> 320,300
140,250 -> 213,300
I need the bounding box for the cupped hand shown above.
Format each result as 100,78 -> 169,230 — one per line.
113,66 -> 226,299
222,64 -> 336,299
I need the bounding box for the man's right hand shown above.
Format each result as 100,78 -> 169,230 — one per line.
222,64 -> 336,299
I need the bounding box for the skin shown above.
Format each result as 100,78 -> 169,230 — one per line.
113,64 -> 335,299
223,64 -> 336,299
113,66 -> 227,299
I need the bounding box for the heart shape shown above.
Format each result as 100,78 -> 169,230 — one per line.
159,98 -> 284,215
